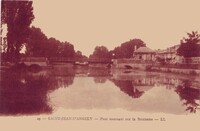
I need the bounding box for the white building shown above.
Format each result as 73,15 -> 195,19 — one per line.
156,45 -> 183,64
133,47 -> 156,61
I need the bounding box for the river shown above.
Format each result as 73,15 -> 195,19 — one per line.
0,66 -> 200,115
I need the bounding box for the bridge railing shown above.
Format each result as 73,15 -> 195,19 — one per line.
88,58 -> 112,63
49,57 -> 75,62
48,57 -> 112,63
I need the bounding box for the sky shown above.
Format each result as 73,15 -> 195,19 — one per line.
32,0 -> 200,56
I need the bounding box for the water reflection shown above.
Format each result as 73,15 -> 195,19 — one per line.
51,66 -> 75,88
111,69 -> 200,113
0,67 -> 200,115
175,80 -> 200,113
88,67 -> 111,77
0,70 -> 53,115
0,67 -> 75,115
111,80 -> 145,98
93,77 -> 107,84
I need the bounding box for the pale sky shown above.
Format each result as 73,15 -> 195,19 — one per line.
32,0 -> 200,56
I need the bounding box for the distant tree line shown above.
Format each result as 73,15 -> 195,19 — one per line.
89,39 -> 146,59
26,27 -> 87,59
26,26 -> 76,59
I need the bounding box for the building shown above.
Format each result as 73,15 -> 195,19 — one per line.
112,46 -> 156,69
133,46 -> 156,61
156,45 -> 182,64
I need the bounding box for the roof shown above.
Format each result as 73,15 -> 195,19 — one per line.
156,44 -> 180,54
134,47 -> 155,54
156,49 -> 175,54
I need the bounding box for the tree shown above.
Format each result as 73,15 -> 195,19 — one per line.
177,31 -> 200,57
46,38 -> 61,57
90,46 -> 111,59
26,27 -> 76,58
111,39 -> 145,58
75,51 -> 88,59
75,51 -> 82,59
25,26 -> 48,57
1,0 -> 34,61
60,41 -> 75,58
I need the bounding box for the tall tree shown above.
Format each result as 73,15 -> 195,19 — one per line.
177,31 -> 200,57
26,26 -> 48,57
1,0 -> 34,61
58,41 -> 75,58
26,27 -> 76,58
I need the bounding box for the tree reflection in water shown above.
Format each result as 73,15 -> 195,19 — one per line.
88,67 -> 111,77
0,67 -> 75,115
112,80 -> 145,98
175,80 -> 200,113
0,70 -> 52,115
112,75 -> 200,113
89,68 -> 111,84
51,66 -> 75,89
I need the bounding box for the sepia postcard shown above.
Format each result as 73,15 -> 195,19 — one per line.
0,0 -> 200,130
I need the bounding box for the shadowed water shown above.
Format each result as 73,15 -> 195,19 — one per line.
0,66 -> 200,115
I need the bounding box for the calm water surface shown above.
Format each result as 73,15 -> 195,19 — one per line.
1,66 -> 200,115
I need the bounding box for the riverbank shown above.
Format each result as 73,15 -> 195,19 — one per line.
112,60 -> 200,76
149,66 -> 200,76
1,62 -> 200,76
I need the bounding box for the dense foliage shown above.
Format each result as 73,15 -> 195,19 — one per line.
1,0 -> 34,61
177,31 -> 200,57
